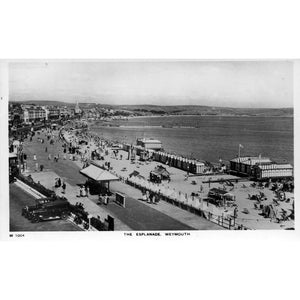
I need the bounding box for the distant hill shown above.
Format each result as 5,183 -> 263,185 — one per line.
9,100 -> 293,117
115,104 -> 293,117
11,100 -> 75,107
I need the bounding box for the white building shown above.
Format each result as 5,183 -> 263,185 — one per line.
253,163 -> 293,180
136,138 -> 162,150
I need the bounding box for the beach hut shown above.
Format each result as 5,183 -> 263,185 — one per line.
182,158 -> 187,171
166,154 -> 171,166
195,162 -> 205,174
165,153 -> 170,165
176,156 -> 182,169
172,155 -> 176,167
187,160 -> 193,172
162,152 -> 166,163
174,156 -> 179,168
190,161 -> 196,174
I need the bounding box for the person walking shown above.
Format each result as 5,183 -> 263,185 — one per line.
35,162 -> 38,172
45,146 -> 47,152
152,193 -> 157,204
142,191 -> 147,201
33,154 -> 37,161
103,194 -> 108,205
62,181 -> 66,194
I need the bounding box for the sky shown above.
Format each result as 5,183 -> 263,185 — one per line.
9,60 -> 293,108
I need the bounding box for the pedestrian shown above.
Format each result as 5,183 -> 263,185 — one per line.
48,153 -> 51,160
45,147 -> 48,152
149,192 -> 154,204
142,191 -> 147,201
35,162 -> 38,172
103,194 -> 108,205
62,182 -> 66,194
33,154 -> 37,161
152,194 -> 157,204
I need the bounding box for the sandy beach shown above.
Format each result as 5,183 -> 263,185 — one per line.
62,127 -> 294,230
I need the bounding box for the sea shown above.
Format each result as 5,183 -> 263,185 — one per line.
89,115 -> 294,165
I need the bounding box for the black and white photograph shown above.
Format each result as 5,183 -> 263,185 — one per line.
7,60 -> 294,232
1,2 -> 300,300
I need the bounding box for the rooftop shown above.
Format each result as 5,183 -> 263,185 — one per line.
257,163 -> 293,170
138,138 -> 162,144
230,156 -> 272,163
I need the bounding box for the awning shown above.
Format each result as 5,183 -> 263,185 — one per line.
80,165 -> 119,182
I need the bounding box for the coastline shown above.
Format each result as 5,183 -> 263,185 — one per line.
125,114 -> 294,119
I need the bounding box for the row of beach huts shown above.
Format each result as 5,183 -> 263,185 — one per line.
122,138 -> 293,180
